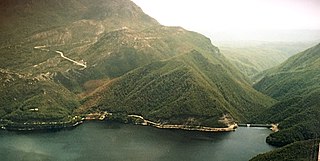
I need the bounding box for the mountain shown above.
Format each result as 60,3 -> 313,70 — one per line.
253,44 -> 320,146
0,0 -> 160,128
218,41 -> 316,79
0,0 -> 158,45
0,0 -> 274,128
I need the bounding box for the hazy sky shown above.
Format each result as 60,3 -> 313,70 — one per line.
132,0 -> 320,41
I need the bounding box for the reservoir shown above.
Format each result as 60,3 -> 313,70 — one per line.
0,121 -> 274,161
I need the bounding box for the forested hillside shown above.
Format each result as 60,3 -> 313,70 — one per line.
80,50 -> 274,126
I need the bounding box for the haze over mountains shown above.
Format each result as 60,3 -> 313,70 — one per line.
208,30 -> 320,43
219,41 -> 317,78
132,0 -> 320,43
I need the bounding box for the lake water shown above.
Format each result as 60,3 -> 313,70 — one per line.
0,121 -> 274,161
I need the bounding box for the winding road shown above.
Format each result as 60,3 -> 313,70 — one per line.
54,50 -> 87,68
34,45 -> 87,68
128,114 -> 159,125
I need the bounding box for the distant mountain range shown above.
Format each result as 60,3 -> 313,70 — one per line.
209,30 -> 320,42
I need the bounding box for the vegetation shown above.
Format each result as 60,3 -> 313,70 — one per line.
250,139 -> 320,161
252,89 -> 320,146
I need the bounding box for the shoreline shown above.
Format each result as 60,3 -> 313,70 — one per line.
1,121 -> 83,131
0,116 -> 84,131
155,124 -> 237,132
1,112 -> 276,133
86,112 -> 238,132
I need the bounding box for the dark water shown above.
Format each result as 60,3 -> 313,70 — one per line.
0,122 -> 274,161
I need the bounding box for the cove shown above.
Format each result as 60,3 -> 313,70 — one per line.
0,121 -> 274,161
